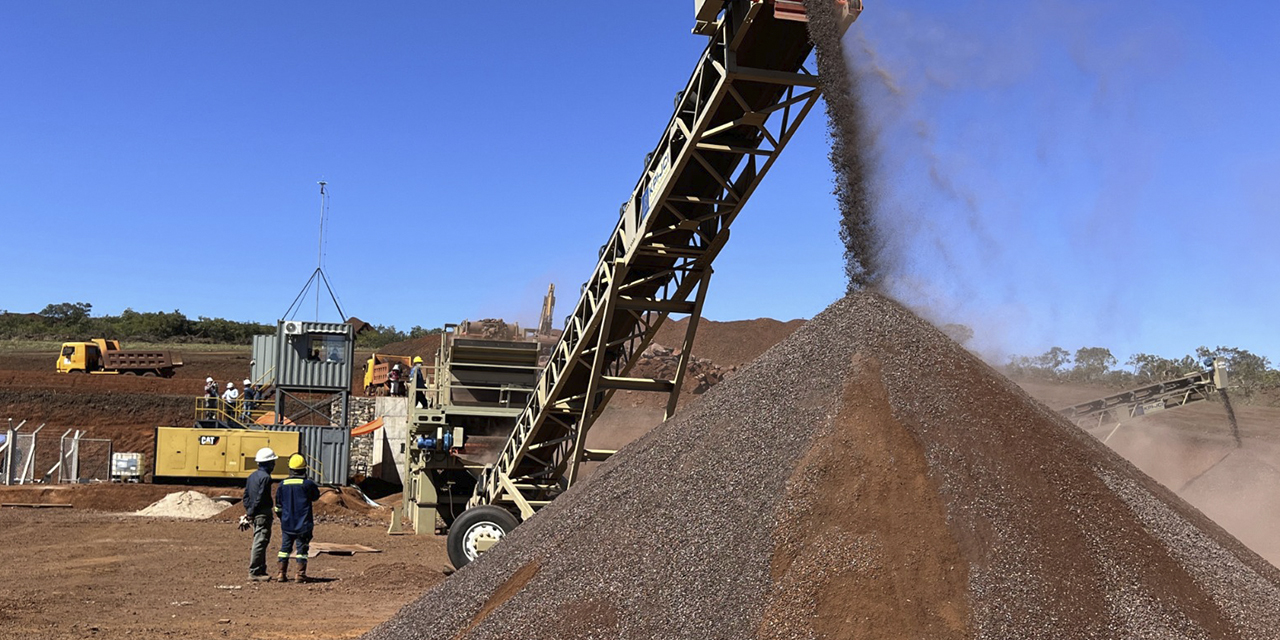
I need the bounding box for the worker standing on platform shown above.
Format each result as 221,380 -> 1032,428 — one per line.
410,356 -> 425,387
222,380 -> 240,405
240,447 -> 278,582
202,377 -> 218,419
275,454 -> 320,583
241,378 -> 257,421
388,364 -> 404,397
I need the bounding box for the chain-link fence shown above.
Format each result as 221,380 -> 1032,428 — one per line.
1,425 -> 113,484
60,435 -> 113,483
3,431 -> 35,484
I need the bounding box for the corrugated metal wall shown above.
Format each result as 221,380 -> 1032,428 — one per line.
262,424 -> 350,485
251,335 -> 278,384
273,321 -> 354,390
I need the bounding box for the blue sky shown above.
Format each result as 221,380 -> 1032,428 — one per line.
1,2 -> 1276,365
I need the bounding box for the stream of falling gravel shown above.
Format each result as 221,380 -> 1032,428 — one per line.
803,0 -> 880,291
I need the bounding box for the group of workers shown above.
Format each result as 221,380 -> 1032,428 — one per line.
201,377 -> 266,421
385,355 -> 427,397
239,447 -> 321,582
204,377 -> 264,403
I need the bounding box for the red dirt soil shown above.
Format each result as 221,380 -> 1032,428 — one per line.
0,484 -> 239,512
0,508 -> 447,640
654,316 -> 804,367
378,335 -> 443,361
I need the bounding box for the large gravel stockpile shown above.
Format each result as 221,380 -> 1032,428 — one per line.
363,292 -> 1280,639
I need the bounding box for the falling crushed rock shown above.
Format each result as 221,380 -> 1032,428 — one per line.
805,0 -> 880,290
1220,388 -> 1242,447
362,293 -> 1280,639
135,491 -> 231,520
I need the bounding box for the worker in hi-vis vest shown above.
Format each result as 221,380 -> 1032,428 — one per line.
275,454 -> 320,582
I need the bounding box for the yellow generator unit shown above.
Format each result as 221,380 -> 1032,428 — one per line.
153,427 -> 300,482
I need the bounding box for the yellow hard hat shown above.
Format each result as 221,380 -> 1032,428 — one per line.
288,454 -> 306,470
413,356 -> 423,364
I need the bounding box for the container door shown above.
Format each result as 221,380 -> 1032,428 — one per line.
195,434 -> 227,472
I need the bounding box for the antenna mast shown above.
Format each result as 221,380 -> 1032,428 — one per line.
315,181 -> 327,320
283,181 -> 346,323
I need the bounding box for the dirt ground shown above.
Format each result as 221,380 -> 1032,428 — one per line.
4,326 -> 1280,637
0,486 -> 448,640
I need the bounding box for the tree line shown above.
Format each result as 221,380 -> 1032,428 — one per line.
0,301 -> 437,348
1005,345 -> 1280,401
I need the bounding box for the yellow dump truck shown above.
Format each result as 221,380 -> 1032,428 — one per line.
362,353 -> 413,395
56,339 -> 183,377
152,427 -> 299,482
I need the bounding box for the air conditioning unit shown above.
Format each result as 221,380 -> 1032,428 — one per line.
282,321 -> 304,336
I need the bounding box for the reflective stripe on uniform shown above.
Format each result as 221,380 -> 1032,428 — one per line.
282,478 -> 305,485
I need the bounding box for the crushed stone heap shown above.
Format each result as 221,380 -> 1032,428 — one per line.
364,292 -> 1280,639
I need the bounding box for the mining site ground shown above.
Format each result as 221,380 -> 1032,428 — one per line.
0,500 -> 446,640
3,323 -> 1280,638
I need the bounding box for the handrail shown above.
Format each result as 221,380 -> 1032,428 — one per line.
194,397 -> 275,428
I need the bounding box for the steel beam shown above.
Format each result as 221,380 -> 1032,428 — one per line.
469,1 -> 829,516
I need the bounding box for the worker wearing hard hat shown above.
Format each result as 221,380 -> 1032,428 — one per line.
240,447 -> 278,581
202,377 -> 218,419
275,454 -> 321,583
241,378 -> 258,420
221,380 -> 240,405
410,356 -> 425,388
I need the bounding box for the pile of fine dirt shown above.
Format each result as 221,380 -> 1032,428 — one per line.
652,317 -> 805,368
134,490 -> 231,519
361,293 -> 1280,639
211,485 -> 388,525
378,334 -> 443,361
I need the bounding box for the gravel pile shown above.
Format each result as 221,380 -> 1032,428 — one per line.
363,292 -> 1280,639
135,490 -> 231,519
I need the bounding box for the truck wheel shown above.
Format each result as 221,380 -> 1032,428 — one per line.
446,506 -> 520,569
69,369 -> 85,375
142,371 -> 157,377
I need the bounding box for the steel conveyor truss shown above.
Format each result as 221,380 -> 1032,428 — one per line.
469,1 -> 855,518
1058,358 -> 1229,442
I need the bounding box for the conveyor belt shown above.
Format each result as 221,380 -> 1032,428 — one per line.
469,0 -> 859,517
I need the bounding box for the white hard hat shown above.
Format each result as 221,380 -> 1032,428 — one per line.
206,377 -> 213,383
254,447 -> 278,463
243,379 -> 251,386
226,381 -> 234,388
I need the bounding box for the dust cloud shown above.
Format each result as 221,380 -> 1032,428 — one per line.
811,1 -> 1197,359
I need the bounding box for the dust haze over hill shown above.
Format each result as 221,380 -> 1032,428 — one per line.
822,1 -> 1276,363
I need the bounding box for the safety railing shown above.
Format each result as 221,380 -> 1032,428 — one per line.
194,397 -> 275,428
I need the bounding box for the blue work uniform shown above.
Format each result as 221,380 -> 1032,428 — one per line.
276,473 -> 321,562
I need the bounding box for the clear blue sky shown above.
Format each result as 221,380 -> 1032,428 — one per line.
1,2 -> 1275,365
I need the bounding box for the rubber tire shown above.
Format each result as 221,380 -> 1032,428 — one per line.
446,506 -> 520,569
142,371 -> 157,377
